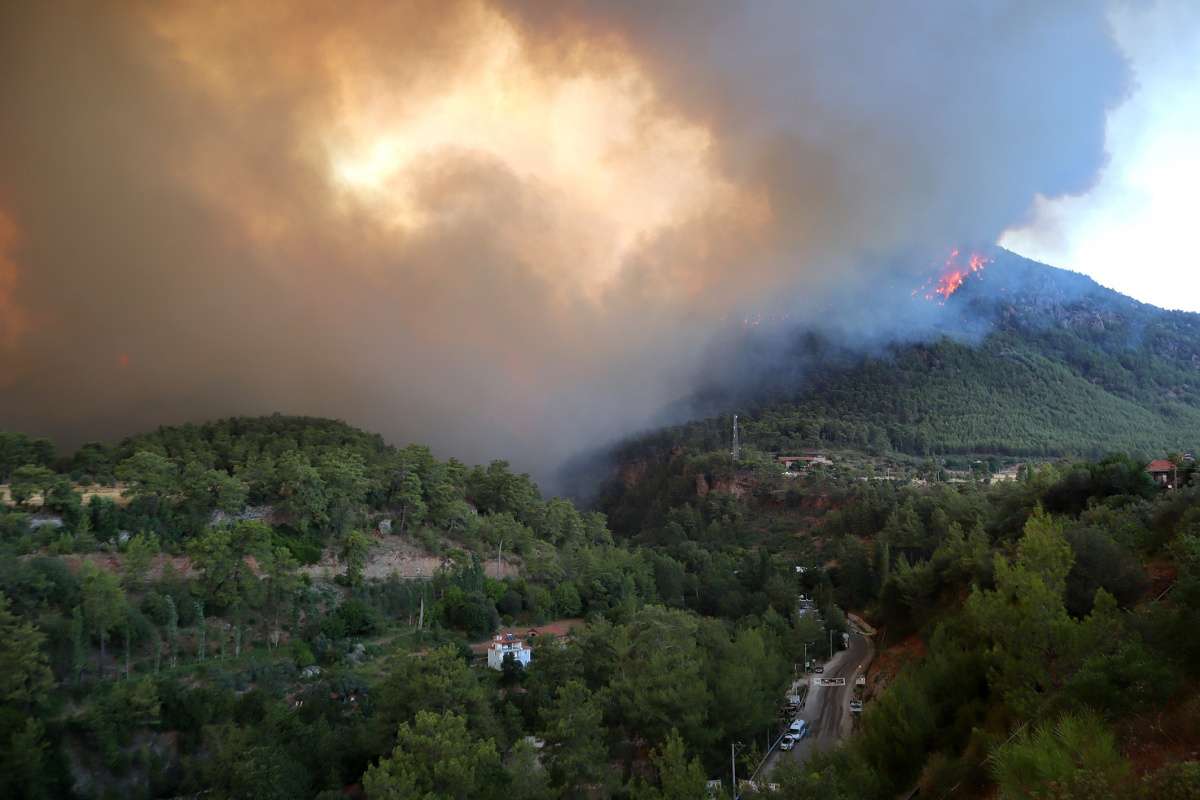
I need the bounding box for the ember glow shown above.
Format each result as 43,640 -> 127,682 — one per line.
918,249 -> 993,303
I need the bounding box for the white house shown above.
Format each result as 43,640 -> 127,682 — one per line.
487,632 -> 532,670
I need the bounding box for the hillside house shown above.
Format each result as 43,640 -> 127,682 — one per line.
1147,459 -> 1179,489
943,469 -> 974,483
487,632 -> 532,670
777,454 -> 833,474
991,464 -> 1023,483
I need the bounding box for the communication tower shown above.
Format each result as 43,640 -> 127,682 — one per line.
731,414 -> 740,463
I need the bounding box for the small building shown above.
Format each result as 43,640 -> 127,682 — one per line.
943,469 -> 974,484
28,514 -> 65,530
487,632 -> 532,671
991,464 -> 1023,483
777,454 -> 832,473
1147,459 -> 1179,489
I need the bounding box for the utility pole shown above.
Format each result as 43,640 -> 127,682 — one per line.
731,741 -> 739,799
829,629 -> 835,659
731,415 -> 740,463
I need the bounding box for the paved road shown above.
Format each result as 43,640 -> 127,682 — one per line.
760,629 -> 874,778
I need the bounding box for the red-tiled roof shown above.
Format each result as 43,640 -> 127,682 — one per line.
1147,460 -> 1176,472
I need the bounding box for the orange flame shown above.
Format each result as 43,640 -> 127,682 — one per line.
918,248 -> 991,304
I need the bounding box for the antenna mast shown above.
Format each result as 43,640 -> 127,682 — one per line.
731,414 -> 740,463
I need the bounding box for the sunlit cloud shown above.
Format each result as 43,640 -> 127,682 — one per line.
151,0 -> 759,300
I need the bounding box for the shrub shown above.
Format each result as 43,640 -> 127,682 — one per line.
290,639 -> 316,668
334,598 -> 381,637
989,711 -> 1130,799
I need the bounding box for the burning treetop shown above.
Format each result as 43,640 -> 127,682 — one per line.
917,248 -> 993,303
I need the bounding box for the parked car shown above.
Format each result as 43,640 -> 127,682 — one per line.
849,700 -> 863,713
814,665 -> 824,674
788,719 -> 808,738
780,735 -> 796,751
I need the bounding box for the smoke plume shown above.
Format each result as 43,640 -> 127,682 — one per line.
0,1 -> 1126,483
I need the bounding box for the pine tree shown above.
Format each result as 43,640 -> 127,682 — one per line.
70,606 -> 85,684
0,593 -> 53,708
195,600 -> 206,662
80,563 -> 125,679
396,470 -> 425,534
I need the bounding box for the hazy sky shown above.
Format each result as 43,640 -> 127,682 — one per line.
0,1 -> 1188,479
1004,0 -> 1200,312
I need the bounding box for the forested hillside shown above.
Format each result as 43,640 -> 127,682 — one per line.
772,458 -> 1200,799
596,443 -> 1200,798
623,249 -> 1200,462
0,417 -> 828,799
4,415 -> 1198,798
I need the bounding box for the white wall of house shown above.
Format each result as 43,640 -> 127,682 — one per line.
487,634 -> 532,670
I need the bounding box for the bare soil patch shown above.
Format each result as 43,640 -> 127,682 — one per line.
1,483 -> 130,508
300,532 -> 521,582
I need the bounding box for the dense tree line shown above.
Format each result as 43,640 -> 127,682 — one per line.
3,413 -> 1199,798
606,257 -> 1200,466
765,461 -> 1200,799
0,417 -> 832,799
610,333 -> 1200,464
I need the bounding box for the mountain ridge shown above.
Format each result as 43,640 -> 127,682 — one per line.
604,249 -> 1200,468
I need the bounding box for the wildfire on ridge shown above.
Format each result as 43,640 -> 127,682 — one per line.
914,248 -> 992,304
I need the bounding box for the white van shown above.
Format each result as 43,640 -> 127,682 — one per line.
788,719 -> 808,738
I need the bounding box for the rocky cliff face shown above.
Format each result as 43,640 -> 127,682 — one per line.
618,459 -> 649,488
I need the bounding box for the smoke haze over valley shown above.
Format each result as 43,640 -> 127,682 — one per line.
0,1 -> 1181,480
7,7 -> 1200,800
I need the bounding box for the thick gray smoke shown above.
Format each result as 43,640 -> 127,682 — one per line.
0,1 -> 1126,485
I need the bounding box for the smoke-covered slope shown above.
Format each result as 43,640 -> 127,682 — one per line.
615,250 -> 1200,462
